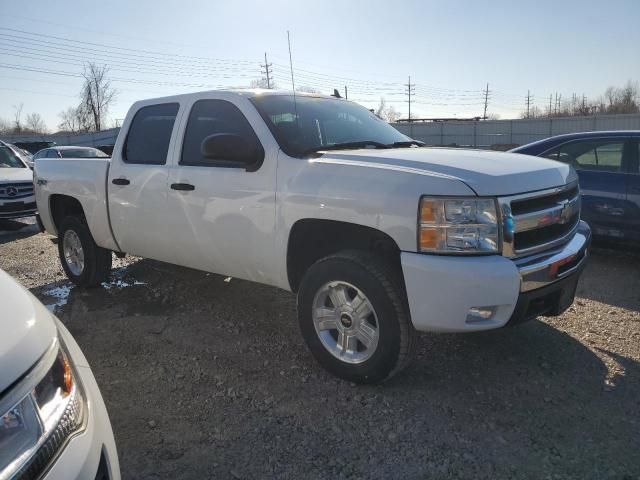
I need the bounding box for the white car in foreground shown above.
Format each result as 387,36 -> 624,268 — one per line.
0,269 -> 120,480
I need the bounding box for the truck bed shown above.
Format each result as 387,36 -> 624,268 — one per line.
34,157 -> 120,251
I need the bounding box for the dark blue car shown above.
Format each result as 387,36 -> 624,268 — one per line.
511,131 -> 640,244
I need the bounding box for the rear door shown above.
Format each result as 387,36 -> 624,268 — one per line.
544,138 -> 630,239
166,94 -> 278,284
108,102 -> 181,261
625,137 -> 640,242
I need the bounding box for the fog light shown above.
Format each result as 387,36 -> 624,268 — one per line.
466,306 -> 496,323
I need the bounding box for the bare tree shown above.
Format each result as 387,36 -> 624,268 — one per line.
80,63 -> 117,131
296,85 -> 320,93
13,103 -> 24,133
375,98 -> 387,118
375,97 -> 400,123
24,112 -> 47,133
58,106 -> 84,133
617,80 -> 639,113
384,105 -> 400,123
0,117 -> 10,134
249,78 -> 277,89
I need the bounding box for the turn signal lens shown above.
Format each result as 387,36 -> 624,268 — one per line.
62,354 -> 73,396
420,200 -> 437,223
419,228 -> 439,249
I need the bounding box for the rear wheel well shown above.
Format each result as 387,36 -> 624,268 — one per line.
50,195 -> 85,231
287,219 -> 402,292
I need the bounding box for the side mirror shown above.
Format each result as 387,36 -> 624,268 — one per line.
200,133 -> 263,170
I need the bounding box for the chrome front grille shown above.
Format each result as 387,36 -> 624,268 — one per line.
500,183 -> 581,258
0,182 -> 34,200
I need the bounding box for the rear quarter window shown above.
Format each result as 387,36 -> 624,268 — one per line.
124,103 -> 179,165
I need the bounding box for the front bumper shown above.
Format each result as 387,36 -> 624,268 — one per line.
41,320 -> 120,480
0,196 -> 37,219
401,221 -> 591,332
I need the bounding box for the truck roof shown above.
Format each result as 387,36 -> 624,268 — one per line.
129,88 -> 343,107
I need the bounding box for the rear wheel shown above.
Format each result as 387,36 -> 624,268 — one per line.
58,216 -> 112,287
297,250 -> 416,383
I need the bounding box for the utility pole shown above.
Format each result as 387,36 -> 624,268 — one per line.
526,90 -> 532,118
261,52 -> 273,89
344,85 -> 348,100
554,92 -> 558,115
548,94 -> 553,117
482,83 -> 490,120
405,75 -> 415,121
558,94 -> 562,115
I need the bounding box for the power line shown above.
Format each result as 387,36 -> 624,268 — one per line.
0,26 -> 526,105
0,27 -> 254,66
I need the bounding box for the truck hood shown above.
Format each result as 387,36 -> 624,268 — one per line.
315,147 -> 575,196
0,167 -> 33,183
0,270 -> 56,394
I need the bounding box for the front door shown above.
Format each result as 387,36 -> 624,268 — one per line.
624,138 -> 640,242
166,95 -> 278,285
551,138 -> 630,239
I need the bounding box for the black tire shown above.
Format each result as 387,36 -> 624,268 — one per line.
35,214 -> 45,233
57,215 -> 112,287
297,250 -> 417,384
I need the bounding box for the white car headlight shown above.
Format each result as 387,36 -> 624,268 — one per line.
419,197 -> 500,254
0,340 -> 85,480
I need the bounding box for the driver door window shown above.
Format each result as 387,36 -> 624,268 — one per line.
180,99 -> 261,167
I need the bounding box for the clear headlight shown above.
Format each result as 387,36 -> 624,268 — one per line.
0,341 -> 85,480
419,197 -> 500,254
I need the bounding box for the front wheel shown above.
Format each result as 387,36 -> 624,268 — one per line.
297,251 -> 416,384
58,216 -> 112,287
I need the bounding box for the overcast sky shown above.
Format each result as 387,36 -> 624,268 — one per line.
1,0 -> 639,130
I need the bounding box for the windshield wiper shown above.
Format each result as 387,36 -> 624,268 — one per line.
387,140 -> 425,148
302,141 -> 391,156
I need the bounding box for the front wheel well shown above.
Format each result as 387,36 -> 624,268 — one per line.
49,195 -> 85,232
286,219 -> 402,292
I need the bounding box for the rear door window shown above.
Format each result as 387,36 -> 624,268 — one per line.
545,139 -> 625,172
124,103 -> 179,165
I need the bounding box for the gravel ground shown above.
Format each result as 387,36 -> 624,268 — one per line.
1,218 -> 639,480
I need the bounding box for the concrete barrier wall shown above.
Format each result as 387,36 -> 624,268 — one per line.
392,113 -> 640,148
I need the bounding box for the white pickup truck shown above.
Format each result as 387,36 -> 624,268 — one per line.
34,90 -> 591,383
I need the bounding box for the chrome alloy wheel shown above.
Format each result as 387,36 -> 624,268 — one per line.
63,230 -> 85,276
312,281 -> 380,364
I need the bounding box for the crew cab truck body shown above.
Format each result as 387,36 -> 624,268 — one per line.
34,90 -> 591,383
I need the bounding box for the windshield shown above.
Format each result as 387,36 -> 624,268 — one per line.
250,95 -> 409,157
0,146 -> 26,168
60,148 -> 109,158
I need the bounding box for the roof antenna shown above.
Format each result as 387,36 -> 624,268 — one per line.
332,89 -> 342,98
287,31 -> 299,128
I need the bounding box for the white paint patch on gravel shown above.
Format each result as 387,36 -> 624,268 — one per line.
102,265 -> 146,289
42,283 -> 72,313
102,278 -> 146,289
